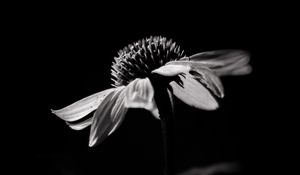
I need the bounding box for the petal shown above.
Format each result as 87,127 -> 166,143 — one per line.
124,78 -> 160,119
169,73 -> 218,110
89,86 -> 127,147
192,70 -> 224,98
167,61 -> 224,98
179,56 -> 189,61
151,64 -> 190,76
189,50 -> 251,76
51,88 -> 116,122
230,65 -> 252,75
67,117 -> 93,130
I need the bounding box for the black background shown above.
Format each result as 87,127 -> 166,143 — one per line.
5,4 -> 292,175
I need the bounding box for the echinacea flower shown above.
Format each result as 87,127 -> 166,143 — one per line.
51,36 -> 251,147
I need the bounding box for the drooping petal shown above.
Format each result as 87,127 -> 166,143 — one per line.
51,88 -> 116,122
192,70 -> 224,98
89,86 -> 127,147
124,78 -> 159,119
151,64 -> 190,77
167,61 -> 224,98
213,59 -> 252,76
67,117 -> 93,130
230,65 -> 252,75
169,73 -> 218,110
188,50 -> 251,76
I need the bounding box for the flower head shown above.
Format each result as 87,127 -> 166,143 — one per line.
52,36 -> 251,147
111,36 -> 184,87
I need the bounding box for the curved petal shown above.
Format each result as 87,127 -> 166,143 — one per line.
124,78 -> 159,119
230,65 -> 252,75
189,50 -> 251,76
169,73 -> 218,110
67,117 -> 93,130
89,86 -> 127,147
51,88 -> 116,122
151,64 -> 190,77
167,61 -> 224,98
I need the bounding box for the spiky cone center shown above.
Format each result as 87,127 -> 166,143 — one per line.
111,36 -> 185,87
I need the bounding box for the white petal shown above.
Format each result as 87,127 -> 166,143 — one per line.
151,107 -> 160,120
152,64 -> 190,76
51,88 -> 116,122
124,78 -> 160,119
170,73 -> 218,110
89,87 -> 127,147
67,117 -> 93,130
189,50 -> 251,76
167,61 -> 224,98
230,65 -> 252,75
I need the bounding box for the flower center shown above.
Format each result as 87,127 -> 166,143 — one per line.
111,36 -> 185,87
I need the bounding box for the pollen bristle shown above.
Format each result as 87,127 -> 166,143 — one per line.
111,36 -> 185,87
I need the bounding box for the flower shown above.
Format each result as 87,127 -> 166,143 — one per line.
51,36 -> 251,147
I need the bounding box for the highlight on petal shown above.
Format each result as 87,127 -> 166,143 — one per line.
51,88 -> 116,122
228,64 -> 252,75
67,117 -> 93,130
151,64 -> 190,77
124,78 -> 160,119
89,86 -> 127,147
167,61 -> 224,98
189,49 -> 251,76
169,73 -> 219,110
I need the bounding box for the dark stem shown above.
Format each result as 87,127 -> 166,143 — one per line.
159,97 -> 175,175
149,75 -> 175,175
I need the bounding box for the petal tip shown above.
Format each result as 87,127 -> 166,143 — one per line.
88,138 -> 96,147
50,109 -> 60,116
220,93 -> 225,98
151,108 -> 160,120
201,100 -> 219,111
211,102 -> 219,110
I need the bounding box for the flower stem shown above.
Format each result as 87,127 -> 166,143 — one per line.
159,96 -> 175,175
150,75 -> 175,175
